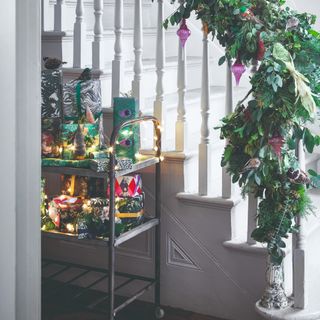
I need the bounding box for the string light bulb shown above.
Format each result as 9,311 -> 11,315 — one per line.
108,146 -> 114,153
159,155 -> 164,162
66,223 -> 75,233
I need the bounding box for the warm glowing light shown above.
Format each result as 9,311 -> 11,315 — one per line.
66,223 -> 75,233
108,147 -> 114,153
115,165 -> 119,170
154,136 -> 158,141
154,146 -> 158,152
67,188 -> 72,193
41,225 -> 47,231
70,145 -> 75,151
135,153 -> 143,160
59,147 -> 63,153
159,155 -> 165,162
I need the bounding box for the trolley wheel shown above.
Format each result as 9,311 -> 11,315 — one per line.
155,306 -> 165,319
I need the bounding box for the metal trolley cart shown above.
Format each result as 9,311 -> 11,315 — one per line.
42,116 -> 164,319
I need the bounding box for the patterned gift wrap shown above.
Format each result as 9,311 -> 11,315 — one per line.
41,158 -> 91,168
61,123 -> 100,160
90,158 -> 110,172
60,175 -> 89,198
41,69 -> 63,118
114,174 -> 142,197
113,97 -> 140,162
41,118 -> 61,158
116,158 -> 133,170
63,79 -> 102,121
60,175 -> 105,198
89,157 -> 132,173
115,194 -> 144,217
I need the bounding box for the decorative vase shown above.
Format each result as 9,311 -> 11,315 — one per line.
259,257 -> 289,309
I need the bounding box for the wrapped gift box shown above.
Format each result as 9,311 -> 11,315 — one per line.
114,174 -> 142,197
42,118 -> 61,158
90,158 -> 110,172
63,79 -> 102,122
61,175 -> 105,198
41,69 -> 63,118
61,123 -> 100,160
116,194 -> 144,217
41,158 -> 91,168
113,97 -> 140,162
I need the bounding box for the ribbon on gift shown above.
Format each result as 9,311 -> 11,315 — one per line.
115,210 -> 144,218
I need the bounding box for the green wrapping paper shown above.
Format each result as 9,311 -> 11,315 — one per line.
113,97 -> 140,162
41,69 -> 63,118
42,158 -> 91,168
42,118 -> 61,158
89,151 -> 109,159
61,123 -> 100,160
116,194 -> 144,214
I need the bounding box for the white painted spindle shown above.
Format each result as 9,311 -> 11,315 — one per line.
175,20 -> 187,152
111,0 -> 124,105
222,61 -> 234,198
92,0 -> 104,70
198,24 -> 210,196
247,194 -> 258,245
153,0 -> 166,143
293,139 -> 307,309
73,0 -> 87,68
132,0 -> 143,108
54,0 -> 66,32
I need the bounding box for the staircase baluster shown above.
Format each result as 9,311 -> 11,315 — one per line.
54,0 -> 66,32
293,139 -> 307,309
92,0 -> 104,70
247,194 -> 258,245
222,62 -> 234,198
175,19 -> 187,152
111,0 -> 124,105
153,0 -> 166,147
73,0 -> 87,68
132,0 -> 143,108
198,23 -> 210,196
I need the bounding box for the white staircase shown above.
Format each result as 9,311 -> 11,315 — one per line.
42,1 -> 320,320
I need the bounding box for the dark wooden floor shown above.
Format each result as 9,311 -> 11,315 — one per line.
43,300 -> 223,320
42,280 -> 224,320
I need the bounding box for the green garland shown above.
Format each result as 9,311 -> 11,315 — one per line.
164,0 -> 320,264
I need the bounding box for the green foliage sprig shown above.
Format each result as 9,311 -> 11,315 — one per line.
164,0 -> 320,264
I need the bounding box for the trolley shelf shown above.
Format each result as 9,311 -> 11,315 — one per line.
42,217 -> 159,247
42,155 -> 159,178
42,258 -> 156,316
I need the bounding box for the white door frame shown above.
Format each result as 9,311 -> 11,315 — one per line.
0,1 -> 41,320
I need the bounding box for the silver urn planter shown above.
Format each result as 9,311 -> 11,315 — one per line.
259,256 -> 289,309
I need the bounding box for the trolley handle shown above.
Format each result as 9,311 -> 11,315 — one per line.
109,116 -> 162,158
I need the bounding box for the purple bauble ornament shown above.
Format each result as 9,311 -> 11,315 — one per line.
177,19 -> 191,48
231,58 -> 246,86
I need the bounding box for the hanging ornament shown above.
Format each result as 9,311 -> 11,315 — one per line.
268,135 -> 284,158
231,58 -> 246,86
244,108 -> 252,122
177,19 -> 191,48
74,124 -> 86,159
257,34 -> 266,61
86,106 -> 95,124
